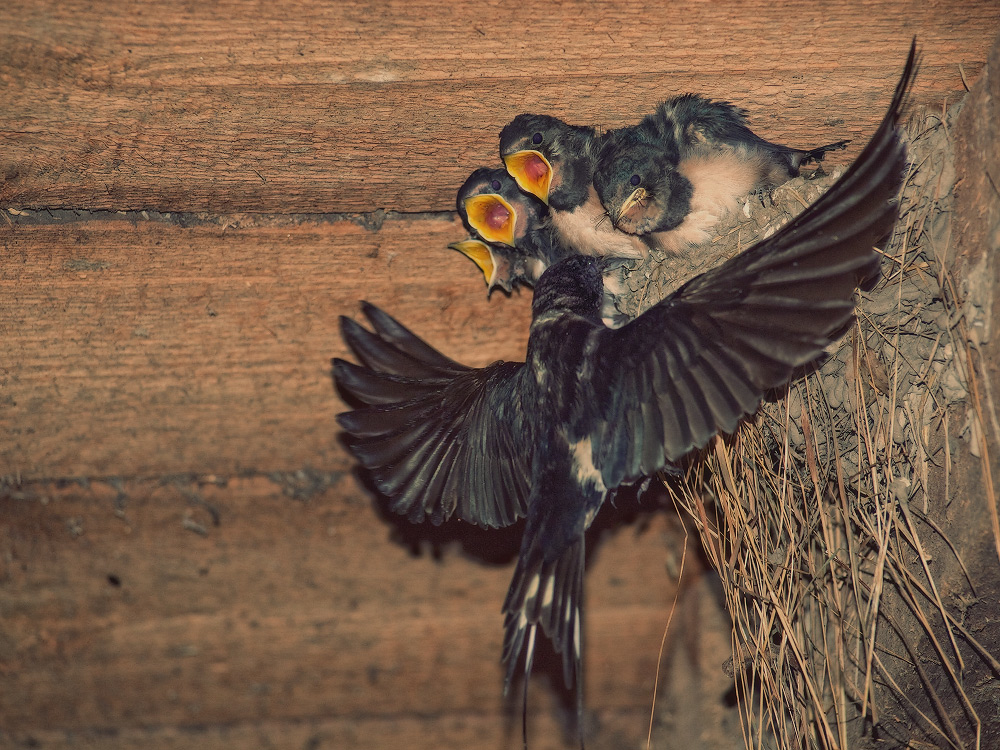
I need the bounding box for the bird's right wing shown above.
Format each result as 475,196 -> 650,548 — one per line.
334,302 -> 534,529
574,40 -> 917,489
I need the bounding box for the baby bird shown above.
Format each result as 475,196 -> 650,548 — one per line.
594,94 -> 848,252
453,166 -> 631,326
453,166 -> 563,293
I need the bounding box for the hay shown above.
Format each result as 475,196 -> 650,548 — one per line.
615,105 -> 995,749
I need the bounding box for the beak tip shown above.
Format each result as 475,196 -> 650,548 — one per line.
450,239 -> 497,287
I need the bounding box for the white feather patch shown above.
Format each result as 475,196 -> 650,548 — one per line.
570,436 -> 606,493
542,573 -> 555,609
525,572 -> 540,603
551,186 -> 647,258
525,258 -> 548,283
653,150 -> 769,253
681,149 -> 769,219
525,625 -> 537,670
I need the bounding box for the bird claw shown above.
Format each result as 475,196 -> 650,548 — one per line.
660,464 -> 685,479
750,186 -> 774,208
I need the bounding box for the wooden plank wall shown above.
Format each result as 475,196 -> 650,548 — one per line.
2,2 -> 997,749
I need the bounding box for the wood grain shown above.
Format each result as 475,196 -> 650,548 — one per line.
0,476 -> 691,750
1,712 -> 658,750
0,213 -> 532,479
0,1 -> 996,213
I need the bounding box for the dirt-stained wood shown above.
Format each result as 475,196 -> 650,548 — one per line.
1,1 -> 996,213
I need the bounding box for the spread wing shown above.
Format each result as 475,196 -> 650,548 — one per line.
333,302 -> 533,529
574,40 -> 916,489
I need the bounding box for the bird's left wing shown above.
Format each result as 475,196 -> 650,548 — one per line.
334,302 -> 534,529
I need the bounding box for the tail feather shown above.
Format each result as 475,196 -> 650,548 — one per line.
502,537 -> 585,695
503,535 -> 587,748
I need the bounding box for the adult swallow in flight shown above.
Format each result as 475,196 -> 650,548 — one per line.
594,94 -> 849,252
337,40 -> 914,746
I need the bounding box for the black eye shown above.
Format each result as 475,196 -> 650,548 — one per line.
490,179 -> 502,191
532,132 -> 543,145
629,174 -> 641,187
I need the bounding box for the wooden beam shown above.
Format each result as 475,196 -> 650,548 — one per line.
1,1 -> 996,213
0,214 -> 532,479
1,477 -> 689,749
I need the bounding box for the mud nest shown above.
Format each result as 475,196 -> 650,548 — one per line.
612,104 -> 997,749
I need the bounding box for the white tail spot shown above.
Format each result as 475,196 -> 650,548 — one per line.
525,573 -> 540,603
542,574 -> 555,609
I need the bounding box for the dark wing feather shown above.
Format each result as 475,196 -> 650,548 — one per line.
574,40 -> 916,488
335,305 -> 533,528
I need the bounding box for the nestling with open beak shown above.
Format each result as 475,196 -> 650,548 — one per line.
452,166 -> 632,327
452,167 -> 559,294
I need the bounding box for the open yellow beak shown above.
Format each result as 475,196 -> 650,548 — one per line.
502,149 -> 552,205
618,186 -> 647,220
449,240 -> 496,286
463,194 -> 517,247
